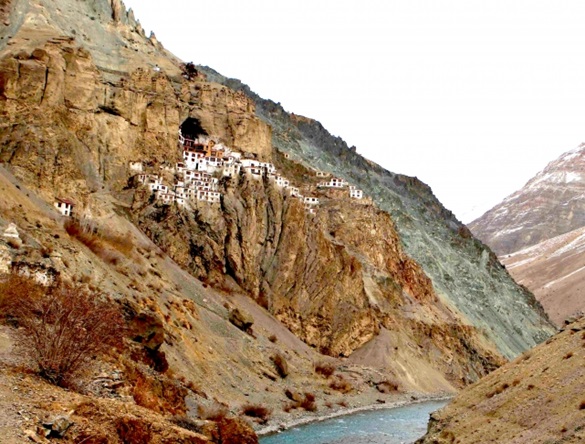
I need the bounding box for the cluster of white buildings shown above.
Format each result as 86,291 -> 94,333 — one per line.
317,176 -> 364,199
130,132 -> 365,214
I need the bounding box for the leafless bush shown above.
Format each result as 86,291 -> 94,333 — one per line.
197,404 -> 229,421
329,376 -> 353,393
241,403 -> 271,424
300,392 -> 317,412
64,219 -> 133,264
271,353 -> 288,378
0,274 -> 125,386
314,362 -> 336,378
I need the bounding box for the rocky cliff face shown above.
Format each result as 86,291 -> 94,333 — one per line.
469,144 -> 585,256
134,161 -> 504,385
0,42 -> 270,211
0,0 -> 559,440
199,67 -> 556,360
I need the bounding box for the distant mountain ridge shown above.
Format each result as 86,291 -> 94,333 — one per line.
501,225 -> 585,326
469,143 -> 585,256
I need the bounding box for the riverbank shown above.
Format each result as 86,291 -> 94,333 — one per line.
257,392 -> 453,436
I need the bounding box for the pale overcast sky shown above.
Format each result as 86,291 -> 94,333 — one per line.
122,0 -> 585,222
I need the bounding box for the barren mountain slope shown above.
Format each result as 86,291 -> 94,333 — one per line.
501,226 -> 585,326
417,316 -> 585,444
199,66 -> 556,360
0,0 -> 558,441
469,144 -> 585,256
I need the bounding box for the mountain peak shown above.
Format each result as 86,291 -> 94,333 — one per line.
470,144 -> 585,255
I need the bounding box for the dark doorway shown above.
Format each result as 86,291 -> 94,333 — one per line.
180,117 -> 208,140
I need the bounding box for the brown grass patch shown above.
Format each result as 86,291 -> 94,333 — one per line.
376,380 -> 399,394
64,219 -> 134,265
271,353 -> 288,378
241,403 -> 272,424
314,362 -> 336,378
197,404 -> 228,421
329,376 -> 352,394
300,392 -> 317,412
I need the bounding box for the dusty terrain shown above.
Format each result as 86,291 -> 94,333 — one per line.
501,226 -> 585,326
417,316 -> 585,444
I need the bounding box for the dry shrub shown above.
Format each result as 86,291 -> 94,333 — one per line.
487,383 -> 510,398
241,403 -> 272,424
268,334 -> 278,343
314,362 -> 335,378
300,392 -> 317,412
197,404 -> 229,421
115,417 -> 152,443
6,237 -> 21,249
329,376 -> 352,393
0,274 -> 125,387
527,384 -> 535,390
579,401 -> 585,410
64,219 -> 133,265
376,380 -> 399,394
563,352 -> 574,360
271,353 -> 288,378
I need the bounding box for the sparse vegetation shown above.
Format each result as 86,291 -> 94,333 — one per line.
197,404 -> 229,421
300,392 -> 317,412
376,380 -> 399,393
329,376 -> 353,393
314,362 -> 336,378
64,218 -> 134,265
271,353 -> 289,378
0,274 -> 125,387
241,403 -> 272,424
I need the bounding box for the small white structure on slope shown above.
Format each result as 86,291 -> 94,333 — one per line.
54,198 -> 74,217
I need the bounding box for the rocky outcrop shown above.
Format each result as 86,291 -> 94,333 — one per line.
199,66 -> 556,360
469,144 -> 585,256
134,168 -> 504,385
187,83 -> 272,160
0,37 -> 271,207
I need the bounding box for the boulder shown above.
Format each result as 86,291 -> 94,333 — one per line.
229,308 -> 254,332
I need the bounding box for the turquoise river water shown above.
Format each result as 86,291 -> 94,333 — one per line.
259,400 -> 448,444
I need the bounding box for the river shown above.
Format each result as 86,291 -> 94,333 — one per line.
259,400 -> 447,444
